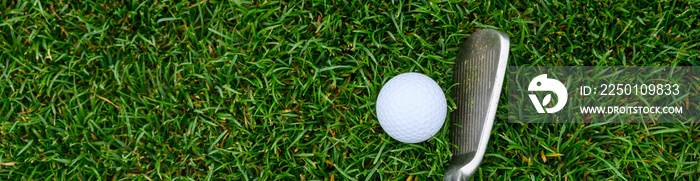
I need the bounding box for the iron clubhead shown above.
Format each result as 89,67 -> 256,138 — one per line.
443,29 -> 510,181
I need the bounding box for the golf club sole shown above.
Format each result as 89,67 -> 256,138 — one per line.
443,29 -> 510,181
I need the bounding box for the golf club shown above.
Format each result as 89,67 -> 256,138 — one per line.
443,29 -> 510,181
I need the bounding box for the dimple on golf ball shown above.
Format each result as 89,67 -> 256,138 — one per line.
376,72 -> 447,143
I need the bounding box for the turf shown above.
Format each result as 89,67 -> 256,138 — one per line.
1,0 -> 699,180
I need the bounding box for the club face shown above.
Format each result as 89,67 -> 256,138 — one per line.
444,29 -> 510,181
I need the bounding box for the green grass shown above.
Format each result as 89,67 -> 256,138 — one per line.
1,0 -> 699,180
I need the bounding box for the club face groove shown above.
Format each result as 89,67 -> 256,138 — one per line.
444,29 -> 510,181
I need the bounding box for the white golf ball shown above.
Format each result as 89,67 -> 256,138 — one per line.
376,72 -> 447,143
